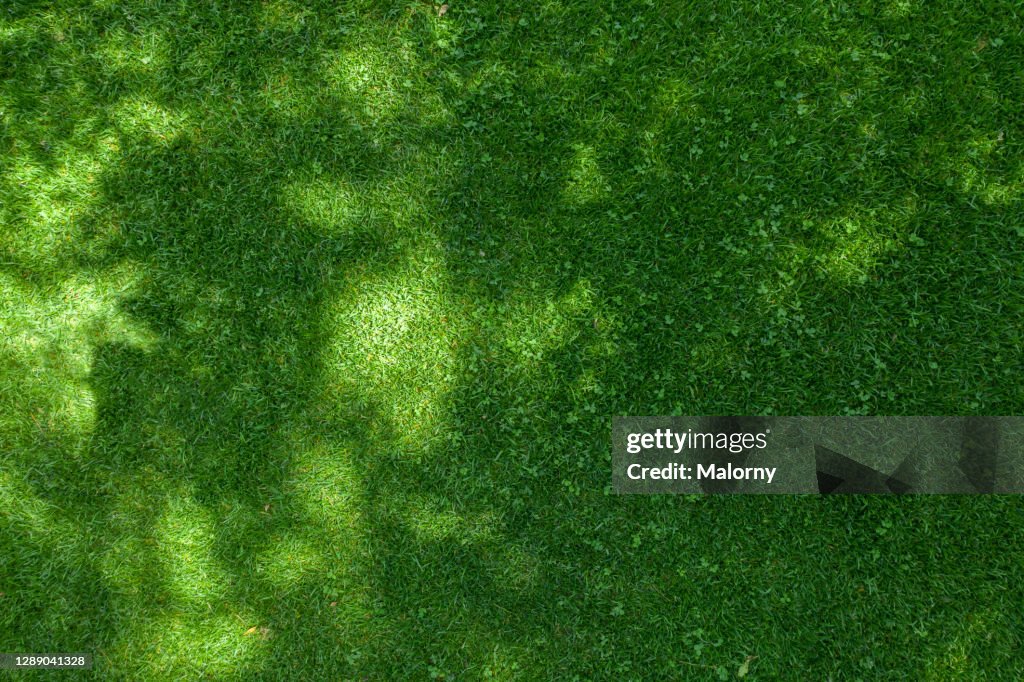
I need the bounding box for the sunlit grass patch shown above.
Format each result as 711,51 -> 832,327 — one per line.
256,0 -> 313,34
941,134 -> 1022,206
2,151 -> 114,265
255,533 -> 327,590
924,609 -> 1005,680
110,98 -> 191,145
0,468 -> 85,549
106,610 -> 267,679
398,493 -> 499,545
802,209 -> 907,285
280,177 -> 372,235
153,491 -> 230,606
94,25 -> 169,79
321,238 -> 463,453
490,278 -> 598,373
562,143 -> 610,206
321,37 -> 447,128
0,264 -> 153,454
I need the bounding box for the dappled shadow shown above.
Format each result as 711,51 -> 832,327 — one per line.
2,0 -> 1023,678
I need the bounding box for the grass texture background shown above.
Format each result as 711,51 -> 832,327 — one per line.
1,0 -> 1023,678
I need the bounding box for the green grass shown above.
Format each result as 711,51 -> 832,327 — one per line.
1,0 -> 1023,678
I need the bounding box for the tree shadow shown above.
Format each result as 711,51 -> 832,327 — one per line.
1,0 -> 1022,679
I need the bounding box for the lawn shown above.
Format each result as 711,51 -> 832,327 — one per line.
1,0 -> 1023,678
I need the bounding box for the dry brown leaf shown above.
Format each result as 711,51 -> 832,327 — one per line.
438,4 -> 449,16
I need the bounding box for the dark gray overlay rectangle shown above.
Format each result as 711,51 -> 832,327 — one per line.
613,417 -> 1024,494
